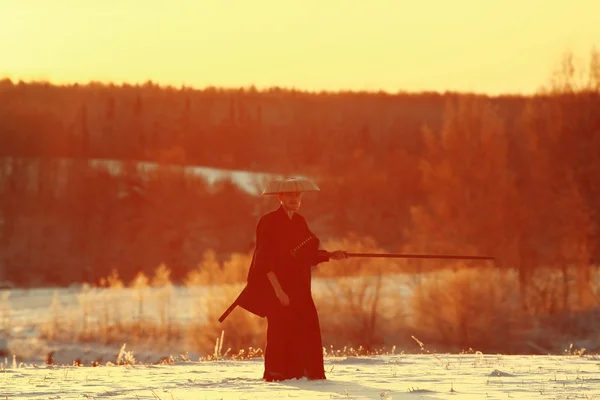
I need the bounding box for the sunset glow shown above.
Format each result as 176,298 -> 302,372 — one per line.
1,0 -> 599,94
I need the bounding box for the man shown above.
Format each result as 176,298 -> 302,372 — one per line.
218,177 -> 347,381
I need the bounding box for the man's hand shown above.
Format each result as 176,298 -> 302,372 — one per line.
267,272 -> 289,306
275,289 -> 290,306
328,250 -> 348,260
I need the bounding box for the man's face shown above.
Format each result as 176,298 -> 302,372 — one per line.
278,192 -> 303,212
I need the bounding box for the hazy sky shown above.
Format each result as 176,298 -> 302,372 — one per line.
1,0 -> 598,94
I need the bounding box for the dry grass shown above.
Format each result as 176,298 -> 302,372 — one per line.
185,285 -> 267,359
0,291 -> 10,336
312,237 -> 413,351
13,237 -> 600,362
408,268 -> 528,353
408,265 -> 600,354
40,266 -> 182,347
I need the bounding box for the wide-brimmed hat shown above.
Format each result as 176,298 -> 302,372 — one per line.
261,177 -> 320,195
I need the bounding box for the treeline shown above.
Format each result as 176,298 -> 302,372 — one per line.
0,78 -> 451,172
1,51 -> 599,301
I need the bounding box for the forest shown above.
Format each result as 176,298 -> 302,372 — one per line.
0,50 -> 599,309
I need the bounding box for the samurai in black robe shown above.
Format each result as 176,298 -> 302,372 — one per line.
219,184 -> 346,381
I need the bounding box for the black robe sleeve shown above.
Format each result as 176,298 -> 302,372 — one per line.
314,249 -> 330,265
247,217 -> 277,282
232,216 -> 280,319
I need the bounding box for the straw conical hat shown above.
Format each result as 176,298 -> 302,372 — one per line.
261,177 -> 320,195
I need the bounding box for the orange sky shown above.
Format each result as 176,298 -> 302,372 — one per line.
1,0 -> 599,95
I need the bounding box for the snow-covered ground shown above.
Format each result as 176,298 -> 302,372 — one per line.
2,272 -> 600,399
2,353 -> 599,399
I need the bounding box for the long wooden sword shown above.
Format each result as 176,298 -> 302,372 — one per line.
344,252 -> 494,261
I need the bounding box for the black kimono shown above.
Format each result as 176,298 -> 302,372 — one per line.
219,205 -> 330,381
